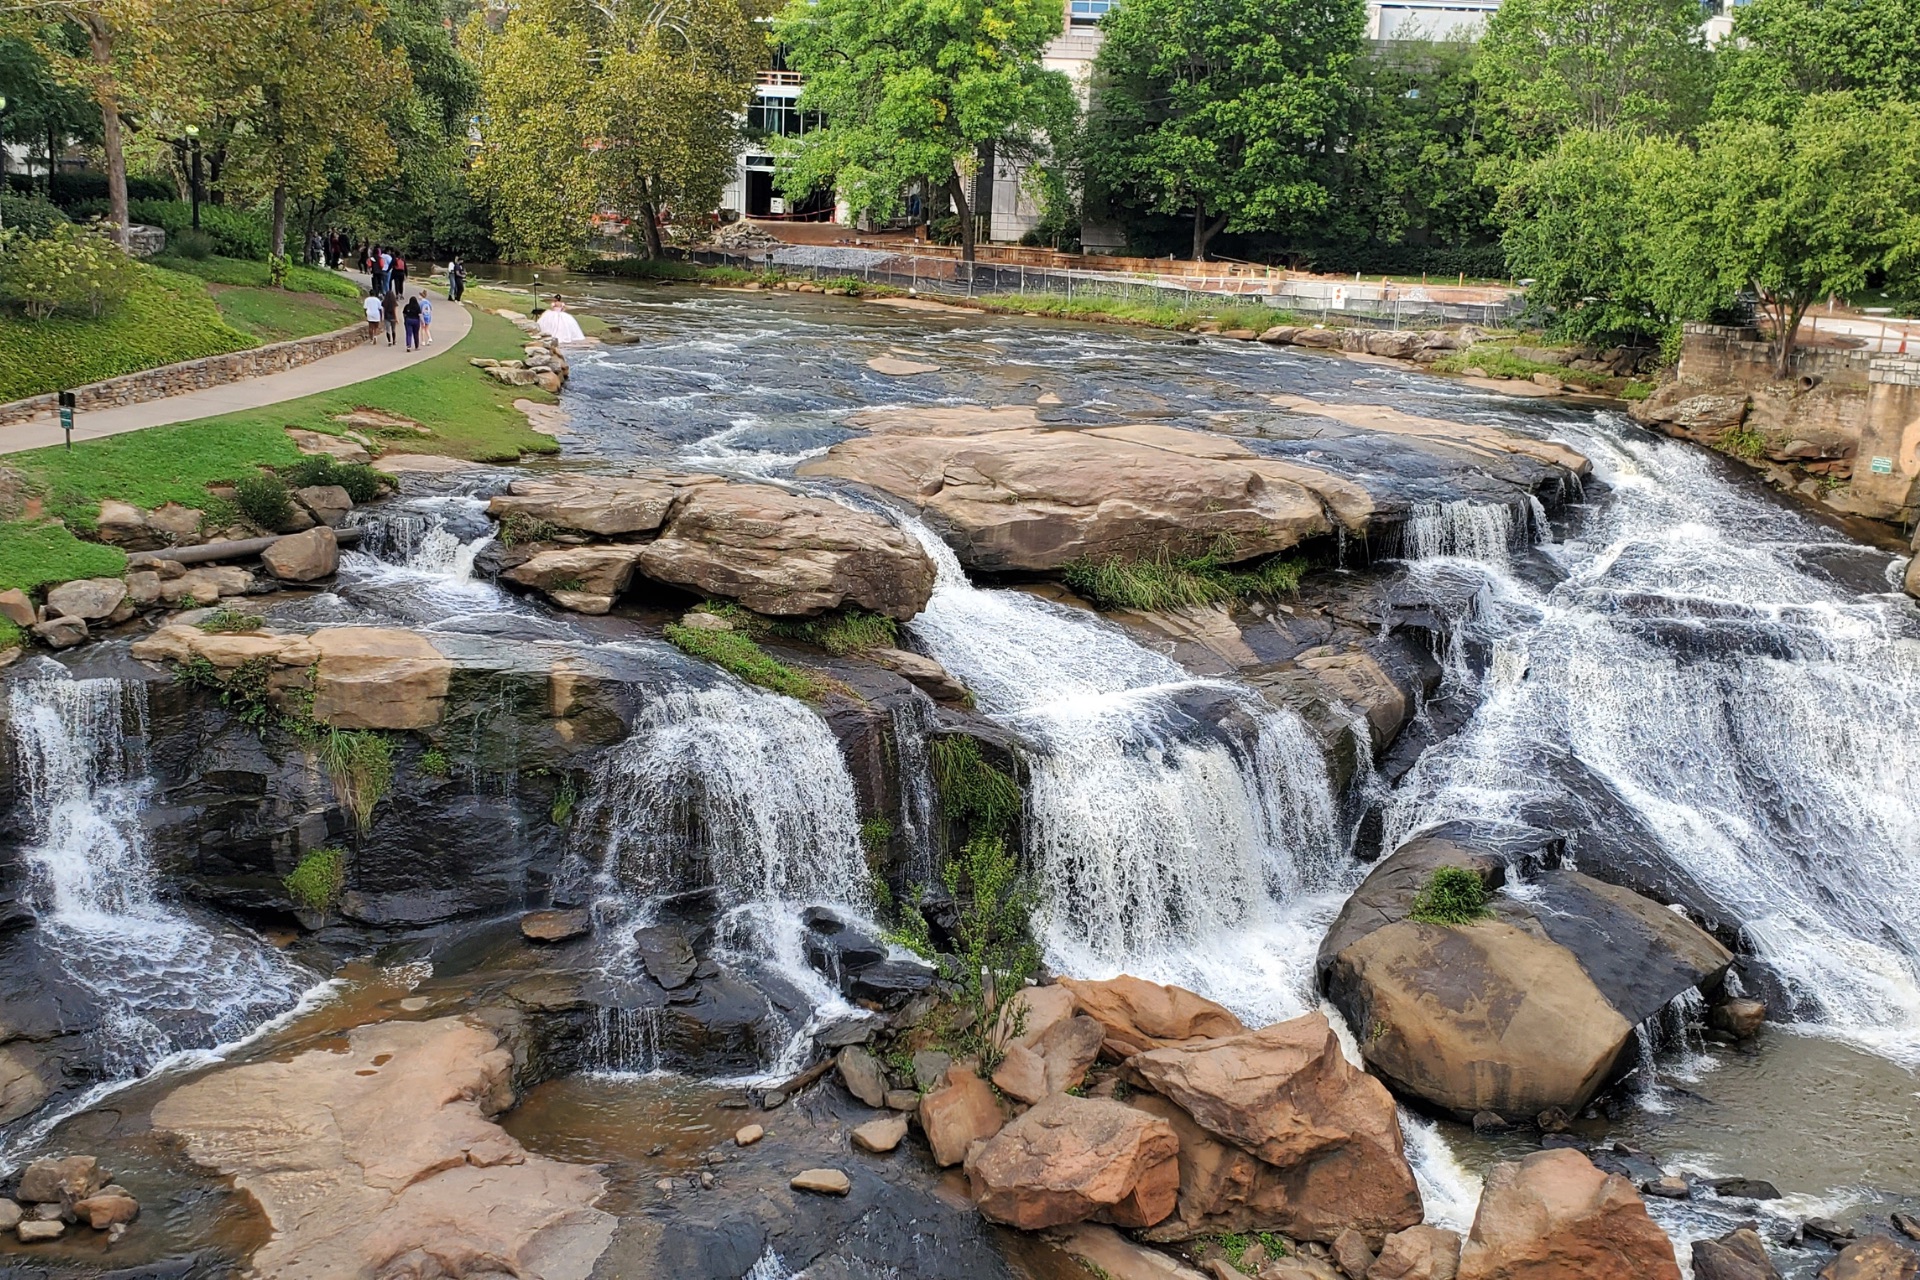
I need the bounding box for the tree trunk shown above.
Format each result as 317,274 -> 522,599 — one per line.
949,170 -> 975,263
637,202 -> 664,259
1192,206 -> 1229,262
1759,288 -> 1810,380
85,13 -> 129,248
271,182 -> 288,261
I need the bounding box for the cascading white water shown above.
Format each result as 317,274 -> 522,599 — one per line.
1400,498 -> 1520,566
332,496 -> 510,629
1385,418 -> 1920,1063
894,516 -> 1347,1020
5,672 -> 307,1079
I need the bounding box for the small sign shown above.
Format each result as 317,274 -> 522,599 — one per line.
1871,456 -> 1894,475
57,390 -> 75,451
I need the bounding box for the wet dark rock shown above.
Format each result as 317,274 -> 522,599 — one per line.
1895,1213 -> 1920,1242
1540,1134 -> 1588,1152
837,1046 -> 887,1108
1712,1178 -> 1783,1201
1642,1176 -> 1690,1199
634,925 -> 698,990
848,959 -> 935,1008
1806,1218 -> 1858,1246
813,1013 -> 880,1049
1472,1111 -> 1509,1134
1692,1228 -> 1784,1280
520,909 -> 590,943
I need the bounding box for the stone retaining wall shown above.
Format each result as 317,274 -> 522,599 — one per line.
0,323 -> 370,428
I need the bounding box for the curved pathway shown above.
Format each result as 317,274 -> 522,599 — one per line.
0,288 -> 474,457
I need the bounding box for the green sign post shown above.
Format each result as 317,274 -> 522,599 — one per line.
58,390 -> 75,450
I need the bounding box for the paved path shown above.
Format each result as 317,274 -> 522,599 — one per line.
0,289 -> 474,456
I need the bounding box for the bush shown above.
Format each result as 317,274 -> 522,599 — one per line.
7,172 -> 173,207
0,193 -> 70,240
171,227 -> 216,260
1063,546 -> 1306,612
126,199 -> 271,260
284,846 -> 348,912
1407,866 -> 1493,925
197,605 -> 265,633
281,455 -> 388,503
233,470 -> 294,529
930,735 -> 1022,836
0,223 -> 140,320
664,621 -> 825,701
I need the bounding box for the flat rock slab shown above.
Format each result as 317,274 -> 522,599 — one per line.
850,1115 -> 909,1154
791,1168 -> 852,1195
867,355 -> 941,376
151,1017 -> 614,1280
374,453 -> 485,474
521,909 -> 592,943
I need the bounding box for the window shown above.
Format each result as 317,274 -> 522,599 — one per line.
1069,0 -> 1112,25
746,94 -> 819,139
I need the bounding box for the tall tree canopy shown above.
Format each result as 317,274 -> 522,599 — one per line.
1083,0 -> 1363,261
773,0 -> 1073,261
472,0 -> 765,261
1475,0 -> 1712,152
1712,0 -> 1920,125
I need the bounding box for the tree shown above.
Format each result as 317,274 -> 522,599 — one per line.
155,0 -> 409,259
1681,95 -> 1920,376
0,35 -> 101,190
1712,0 -> 1920,126
1475,0 -> 1712,153
1082,0 -> 1363,261
773,0 -> 1073,262
472,0 -> 765,261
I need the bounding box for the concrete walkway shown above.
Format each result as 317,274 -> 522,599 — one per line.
0,290 -> 475,456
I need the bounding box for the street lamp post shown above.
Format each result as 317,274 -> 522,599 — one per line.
185,125 -> 202,230
0,96 -> 9,234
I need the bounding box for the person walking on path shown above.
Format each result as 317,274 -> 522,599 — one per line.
403,293 -> 423,351
393,254 -> 408,296
448,258 -> 465,302
362,290 -> 383,342
419,292 -> 433,345
381,289 -> 398,347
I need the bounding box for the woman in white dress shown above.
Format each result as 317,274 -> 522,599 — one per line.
536,296 -> 587,343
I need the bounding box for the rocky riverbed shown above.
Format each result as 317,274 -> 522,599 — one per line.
0,278 -> 1916,1279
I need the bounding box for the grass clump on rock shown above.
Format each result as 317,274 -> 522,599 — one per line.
1408,866 -> 1494,925
311,728 -> 395,834
665,620 -> 825,702
931,735 -> 1022,836
1063,546 -> 1306,612
695,602 -> 899,656
284,846 -> 348,912
197,605 -> 265,633
281,456 -> 389,503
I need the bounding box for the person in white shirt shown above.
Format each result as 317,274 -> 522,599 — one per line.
362,291 -> 383,342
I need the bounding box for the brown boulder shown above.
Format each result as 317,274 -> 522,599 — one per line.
919,1063 -> 1008,1167
1691,1227 -> 1781,1280
295,485 -> 355,527
992,1014 -> 1106,1105
866,647 -> 971,702
30,616 -> 87,648
160,564 -> 254,605
151,1017 -> 614,1280
16,1155 -> 103,1204
1457,1148 -> 1680,1280
1629,387 -> 1750,437
73,1191 -> 139,1229
44,577 -> 127,621
1371,1226 -> 1463,1280
488,473 -> 706,536
286,427 -> 372,464
501,545 -> 648,614
0,589 -> 34,628
965,1094 -> 1179,1231
309,627 -> 451,730
1057,975 -> 1245,1059
261,526 -> 340,582
633,484 -> 935,620
1821,1239 -> 1920,1280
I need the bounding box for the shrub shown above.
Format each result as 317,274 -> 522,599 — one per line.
665,621 -> 825,701
0,193 -> 70,240
418,746 -> 451,777
1717,425 -> 1768,461
8,172 -> 173,208
930,735 -> 1022,836
0,223 -> 140,320
170,227 -> 216,260
126,199 -> 271,260
1063,546 -> 1306,612
233,470 -> 294,530
1407,866 -> 1493,925
284,846 -> 348,912
281,456 -> 388,503
219,655 -> 277,728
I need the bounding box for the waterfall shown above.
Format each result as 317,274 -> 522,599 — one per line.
346,494 -> 495,582
894,516 -> 1347,1022
888,692 -> 941,884
4,671 -> 308,1080
1385,419 -> 1920,1064
332,496 -> 512,629
1399,498 -> 1522,566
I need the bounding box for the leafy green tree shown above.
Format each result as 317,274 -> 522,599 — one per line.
1712,0 -> 1920,125
1475,0 -> 1712,153
472,0 -> 765,261
773,0 -> 1073,262
0,35 -> 101,190
1083,0 -> 1364,261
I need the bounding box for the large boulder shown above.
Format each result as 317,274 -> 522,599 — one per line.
634,483 -> 935,620
1629,385 -> 1751,438
920,1063 -> 1010,1167
992,1014 -> 1105,1105
1691,1228 -> 1782,1280
965,1093 -> 1180,1230
1371,1226 -> 1463,1280
1122,1011 -> 1422,1246
1456,1149 -> 1680,1280
261,526 -> 340,582
151,1017 -> 615,1280
501,545 -> 648,615
1057,975 -> 1246,1059
1317,832 -> 1732,1118
308,627 -> 451,730
798,410 -> 1375,572
43,577 -> 128,622
1820,1239 -> 1920,1280
488,472 -> 710,536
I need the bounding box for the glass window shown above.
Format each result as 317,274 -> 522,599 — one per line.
1069,0 -> 1112,24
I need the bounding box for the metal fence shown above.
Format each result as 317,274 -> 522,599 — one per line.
673,246 -> 1525,330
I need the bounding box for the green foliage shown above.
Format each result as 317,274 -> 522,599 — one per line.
126,201 -> 272,260
773,0 -> 1075,259
1083,0 -> 1363,260
169,229 -> 217,260
1063,546 -> 1306,612
220,656 -> 278,729
0,222 -> 141,320
860,817 -> 895,856
198,606 -> 266,633
706,603 -> 902,657
1717,425 -> 1769,460
316,728 -> 396,834
0,617 -> 22,652
208,284 -> 360,343
1475,0 -> 1712,153
284,846 -> 349,912
150,253 -> 359,300
1408,866 -> 1494,925
1712,0 -> 1920,126
972,292 -> 1288,334
937,834 -> 1043,1075
5,418 -> 302,531
1430,344 -> 1611,388
173,654 -> 224,691
930,736 -> 1022,837
496,513 -> 560,547
419,745 -> 451,777
1216,1236 -> 1252,1269
664,622 -> 827,701
281,456 -> 389,503
0,520 -> 128,594
0,260 -> 254,402
0,193 -> 70,240
234,471 -> 295,531
551,774 -> 580,826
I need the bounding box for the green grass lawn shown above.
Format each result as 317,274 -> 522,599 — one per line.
0,518 -> 127,594
209,284 -> 360,342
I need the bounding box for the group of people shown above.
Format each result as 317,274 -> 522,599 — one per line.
362,285 -> 433,351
